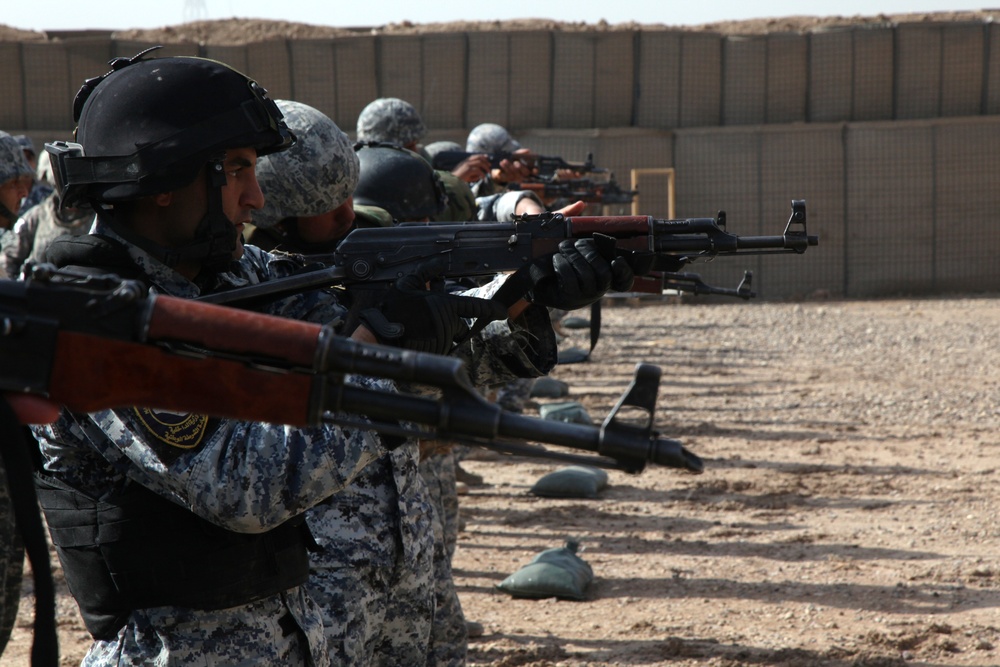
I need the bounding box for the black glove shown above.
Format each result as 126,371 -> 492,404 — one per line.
359,262 -> 509,356
527,234 -> 634,310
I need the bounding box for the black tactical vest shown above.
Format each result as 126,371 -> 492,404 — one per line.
37,231 -> 313,639
35,472 -> 311,639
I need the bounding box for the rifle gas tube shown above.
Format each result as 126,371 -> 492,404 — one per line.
1,267 -> 703,474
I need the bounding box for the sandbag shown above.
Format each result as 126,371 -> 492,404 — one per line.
529,376 -> 570,398
495,540 -> 593,600
539,401 -> 592,425
556,346 -> 589,364
530,465 -> 608,499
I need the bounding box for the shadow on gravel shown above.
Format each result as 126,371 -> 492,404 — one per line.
467,633 -> 920,667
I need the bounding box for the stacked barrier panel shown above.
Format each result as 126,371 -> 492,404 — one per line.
508,32 -> 552,130
940,23 -> 984,117
759,125 -> 845,298
933,118 -> 1000,290
552,33 -> 596,128
112,41 -> 199,58
988,24 -> 1000,115
593,128 -> 673,218
421,34 -> 466,130
466,32 -> 511,129
852,26 -> 894,121
679,33 -> 722,128
21,43 -> 70,131
202,45 -> 249,75
66,39 -> 113,105
635,31 -> 681,129
0,44 -> 25,129
673,127 -> 761,294
895,24 -> 942,120
333,36 -> 379,132
245,41 -> 292,100
845,122 -> 935,295
766,33 -> 807,124
377,35 -> 423,112
288,40 -> 336,118
808,29 -> 853,122
594,32 -> 635,128
722,36 -> 766,126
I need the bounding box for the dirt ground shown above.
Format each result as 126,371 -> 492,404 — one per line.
4,11 -> 1000,43
3,294 -> 1000,666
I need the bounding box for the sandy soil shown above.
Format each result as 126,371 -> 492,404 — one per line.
4,294 -> 1000,666
4,11 -> 1000,44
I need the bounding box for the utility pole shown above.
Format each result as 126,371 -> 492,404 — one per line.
183,0 -> 208,22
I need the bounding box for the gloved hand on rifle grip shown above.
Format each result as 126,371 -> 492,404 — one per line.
527,234 -> 634,310
359,260 -> 510,356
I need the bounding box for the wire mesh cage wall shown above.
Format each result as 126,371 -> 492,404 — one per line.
4,19 -> 1000,298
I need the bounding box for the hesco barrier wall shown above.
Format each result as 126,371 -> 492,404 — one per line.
3,21 -> 1000,299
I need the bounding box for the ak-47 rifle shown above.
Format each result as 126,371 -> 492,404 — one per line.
199,200 -> 815,309
0,265 -> 702,476
431,149 -> 608,179
507,178 -> 639,206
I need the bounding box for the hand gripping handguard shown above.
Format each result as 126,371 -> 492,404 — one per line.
0,265 -> 703,475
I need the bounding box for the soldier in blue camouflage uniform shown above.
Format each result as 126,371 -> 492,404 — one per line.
28,53 -> 517,667
257,105 -> 630,666
248,102 -> 391,255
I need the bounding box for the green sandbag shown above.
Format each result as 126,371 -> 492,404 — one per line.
496,541 -> 593,600
530,465 -> 609,499
562,316 -> 591,329
557,346 -> 589,364
529,376 -> 569,398
539,401 -> 592,425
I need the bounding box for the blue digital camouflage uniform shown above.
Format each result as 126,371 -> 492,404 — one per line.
31,219 -> 399,667
304,271 -> 557,666
35,219 -> 557,667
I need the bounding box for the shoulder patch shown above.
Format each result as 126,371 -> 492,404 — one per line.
130,408 -> 212,451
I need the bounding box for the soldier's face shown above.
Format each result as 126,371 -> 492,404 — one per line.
0,176 -> 29,224
148,147 -> 265,273
218,147 -> 266,258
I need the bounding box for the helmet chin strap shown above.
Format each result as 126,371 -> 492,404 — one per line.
104,159 -> 239,275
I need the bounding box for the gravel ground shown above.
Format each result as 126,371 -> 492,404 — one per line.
4,295 -> 1000,666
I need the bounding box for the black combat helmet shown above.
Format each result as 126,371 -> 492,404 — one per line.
352,142 -> 447,222
45,48 -> 294,271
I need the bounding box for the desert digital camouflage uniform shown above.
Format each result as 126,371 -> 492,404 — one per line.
31,219 -> 406,667
0,131 -> 32,647
1,190 -> 93,278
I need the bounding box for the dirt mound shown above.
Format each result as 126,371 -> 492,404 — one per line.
4,11 -> 1000,45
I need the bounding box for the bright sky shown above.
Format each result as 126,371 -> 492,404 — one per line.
3,0 -> 985,32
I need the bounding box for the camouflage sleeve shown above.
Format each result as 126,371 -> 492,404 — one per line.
0,217 -> 33,279
452,274 -> 557,388
79,387 -> 389,533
